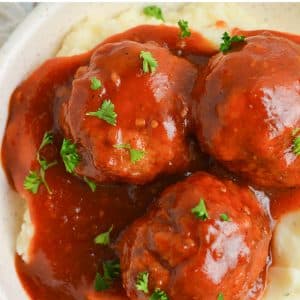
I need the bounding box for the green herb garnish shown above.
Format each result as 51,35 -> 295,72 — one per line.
90,77 -> 102,90
114,143 -> 145,164
150,288 -> 169,300
39,131 -> 54,151
293,128 -> 300,155
191,198 -> 209,220
86,99 -> 117,126
140,51 -> 158,73
220,32 -> 245,53
60,139 -> 80,173
103,259 -> 120,281
136,271 -> 149,294
93,259 -> 120,291
178,19 -> 191,38
217,292 -> 224,300
220,213 -> 230,222
84,176 -> 97,192
24,131 -> 57,194
24,171 -> 42,194
94,272 -> 110,291
143,5 -> 164,21
94,225 -> 113,246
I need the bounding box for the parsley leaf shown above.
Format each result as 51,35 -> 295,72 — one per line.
114,143 -> 145,164
39,132 -> 54,151
24,131 -> 57,194
38,158 -> 57,171
293,137 -> 300,155
86,100 -> 117,126
130,148 -> 146,164
293,128 -> 300,155
24,171 -> 42,194
191,198 -> 209,220
84,176 -> 97,192
143,5 -> 164,21
140,51 -> 158,73
136,271 -> 149,294
90,77 -> 102,90
220,213 -> 230,222
220,32 -> 245,53
103,259 -> 120,281
93,259 -> 120,292
150,288 -> 169,300
178,20 -> 191,38
217,293 -> 224,300
94,272 -> 109,291
94,225 -> 113,245
60,139 -> 80,173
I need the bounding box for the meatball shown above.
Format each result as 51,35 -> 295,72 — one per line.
60,41 -> 197,184
117,172 -> 271,300
193,32 -> 300,188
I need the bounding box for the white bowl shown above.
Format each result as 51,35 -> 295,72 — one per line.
0,3 -> 299,300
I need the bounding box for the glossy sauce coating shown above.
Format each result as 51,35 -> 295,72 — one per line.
2,25 -> 212,300
117,172 -> 271,300
193,32 -> 300,188
2,23 -> 300,300
60,40 -> 197,184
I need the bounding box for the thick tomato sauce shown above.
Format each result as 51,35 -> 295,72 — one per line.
2,24 -> 300,300
2,25 -> 212,300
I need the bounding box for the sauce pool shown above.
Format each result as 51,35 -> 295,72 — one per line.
2,24 -> 300,300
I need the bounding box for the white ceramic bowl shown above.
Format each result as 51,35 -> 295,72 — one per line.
0,3 -> 299,300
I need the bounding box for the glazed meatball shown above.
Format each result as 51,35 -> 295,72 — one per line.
60,40 -> 197,184
117,172 -> 271,300
193,33 -> 300,188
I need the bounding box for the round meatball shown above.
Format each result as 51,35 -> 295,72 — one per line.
193,32 -> 300,188
117,172 -> 271,300
60,40 -> 197,184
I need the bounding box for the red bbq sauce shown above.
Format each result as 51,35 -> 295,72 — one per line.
2,24 -> 300,300
1,25 -> 213,300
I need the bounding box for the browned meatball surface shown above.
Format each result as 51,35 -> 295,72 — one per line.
60,40 -> 197,184
192,32 -> 300,188
117,172 -> 271,300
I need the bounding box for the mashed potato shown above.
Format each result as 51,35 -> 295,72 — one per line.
17,3 -> 300,299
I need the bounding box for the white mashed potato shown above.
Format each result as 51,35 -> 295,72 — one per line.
17,3 -> 300,299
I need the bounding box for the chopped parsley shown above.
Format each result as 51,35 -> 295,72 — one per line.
217,293 -> 224,300
136,271 -> 149,294
86,99 -> 117,126
114,143 -> 145,164
39,131 -> 54,151
94,225 -> 113,245
150,288 -> 169,300
140,51 -> 158,73
94,259 -> 120,291
292,128 -> 300,155
220,213 -> 230,222
178,19 -> 191,38
103,259 -> 120,281
220,32 -> 245,53
24,171 -> 42,194
191,198 -> 209,220
60,139 -> 80,173
24,131 -> 57,194
84,176 -> 97,192
94,272 -> 109,291
90,77 -> 102,90
143,5 -> 164,21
